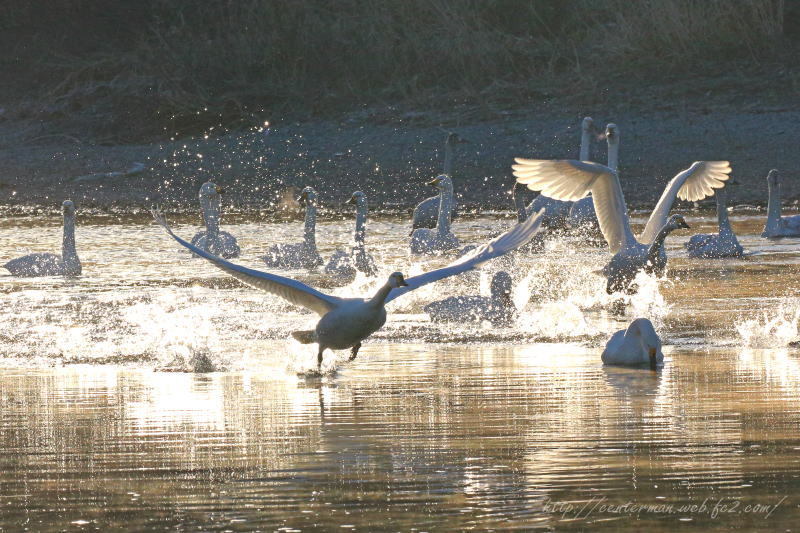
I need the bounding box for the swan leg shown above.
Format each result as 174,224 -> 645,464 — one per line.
349,342 -> 362,362
317,349 -> 324,371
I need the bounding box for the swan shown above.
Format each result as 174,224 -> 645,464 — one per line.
411,132 -> 461,231
513,159 -> 729,293
602,318 -> 663,370
190,182 -> 240,258
324,191 -> 377,282
568,122 -> 619,232
3,200 -> 81,277
685,187 -> 744,258
152,208 -> 545,372
762,169 -> 800,238
423,271 -> 516,326
410,175 -> 460,254
262,186 -> 323,269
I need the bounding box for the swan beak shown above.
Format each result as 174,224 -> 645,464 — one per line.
679,220 -> 690,229
215,186 -> 226,194
345,195 -> 357,205
649,347 -> 658,370
427,177 -> 441,187
297,190 -> 308,206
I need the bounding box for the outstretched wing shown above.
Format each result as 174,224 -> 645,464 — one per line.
152,208 -> 342,316
385,209 -> 545,303
639,161 -> 731,244
513,159 -> 635,254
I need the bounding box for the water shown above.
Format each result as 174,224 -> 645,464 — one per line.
1,209 -> 800,530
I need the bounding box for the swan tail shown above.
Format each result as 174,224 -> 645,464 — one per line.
291,330 -> 316,344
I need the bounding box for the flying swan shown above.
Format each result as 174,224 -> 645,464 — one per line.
262,186 -> 323,269
602,318 -> 663,369
152,208 -> 544,372
190,181 -> 240,258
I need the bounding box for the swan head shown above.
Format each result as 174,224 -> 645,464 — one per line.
199,181 -> 224,199
490,271 -> 513,299
388,271 -> 409,288
298,186 -> 318,207
767,169 -> 780,186
61,200 -> 76,215
582,116 -> 593,132
627,318 -> 663,369
427,175 -> 453,190
345,191 -> 366,207
605,123 -> 619,144
666,214 -> 690,231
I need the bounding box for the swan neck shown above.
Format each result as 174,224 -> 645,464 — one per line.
62,211 -> 77,261
443,138 -> 455,175
646,225 -> 672,263
369,282 -> 393,307
203,198 -> 220,240
304,202 -> 317,248
579,129 -> 590,161
607,140 -> 619,171
436,183 -> 453,235
716,189 -> 732,232
354,204 -> 367,245
766,178 -> 783,231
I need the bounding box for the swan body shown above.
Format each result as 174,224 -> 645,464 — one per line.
412,132 -> 461,231
153,208 -> 545,371
762,169 -> 800,238
569,122 -> 618,233
686,188 -> 744,258
424,271 -> 516,326
262,186 -> 323,269
411,175 -> 460,254
324,191 -> 377,282
513,158 -> 728,293
602,318 -> 663,369
3,200 -> 81,277
190,182 -> 240,258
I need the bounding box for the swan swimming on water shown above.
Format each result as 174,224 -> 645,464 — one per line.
324,191 -> 377,282
423,271 -> 517,326
602,318 -> 663,370
411,132 -> 462,232
762,169 -> 800,238
685,187 -> 744,258
3,200 -> 81,277
152,208 -> 545,372
410,175 -> 460,254
513,158 -> 728,293
190,181 -> 240,258
262,186 -> 323,269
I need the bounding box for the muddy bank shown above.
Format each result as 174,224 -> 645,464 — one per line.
1,105 -> 798,214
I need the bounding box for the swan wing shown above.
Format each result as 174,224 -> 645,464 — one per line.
152,209 -> 341,316
639,161 -> 731,244
386,209 -> 545,303
513,159 -> 634,253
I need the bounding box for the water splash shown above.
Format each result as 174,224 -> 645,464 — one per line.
735,300 -> 800,348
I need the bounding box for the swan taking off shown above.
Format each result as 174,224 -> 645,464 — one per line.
324,191 -> 377,282
411,132 -> 462,231
423,271 -> 517,326
762,169 -> 800,238
602,318 -> 663,370
262,186 -> 323,269
3,200 -> 81,277
686,187 -> 744,258
410,175 -> 460,254
152,208 -> 545,372
513,159 -> 728,293
190,182 -> 240,258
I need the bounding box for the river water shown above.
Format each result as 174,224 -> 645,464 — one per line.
1,209 -> 799,530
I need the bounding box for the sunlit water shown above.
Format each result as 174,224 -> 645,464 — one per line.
1,209 -> 800,530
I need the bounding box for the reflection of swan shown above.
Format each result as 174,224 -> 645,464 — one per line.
762,169 -> 800,238
602,318 -> 663,369
423,271 -> 516,326
3,200 -> 82,277
153,208 -> 544,372
412,132 -> 461,231
324,191 -> 377,282
686,187 -> 744,258
190,182 -> 240,258
410,175 -> 460,254
513,159 -> 728,293
262,186 -> 323,269
569,122 -> 619,233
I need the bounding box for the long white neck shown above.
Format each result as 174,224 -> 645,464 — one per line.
607,138 -> 619,172
354,202 -> 367,247
766,175 -> 783,233
369,281 -> 393,308
62,211 -> 79,268
579,127 -> 591,161
203,198 -> 220,241
716,188 -> 733,235
443,137 -> 455,175
304,201 -> 318,249
436,182 -> 454,235
646,224 -> 674,264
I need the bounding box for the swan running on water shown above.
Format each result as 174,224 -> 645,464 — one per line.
410,175 -> 460,254
762,169 -> 800,238
685,187 -> 744,258
411,132 -> 462,231
3,200 -> 81,277
602,318 -> 663,370
324,191 -> 377,282
513,159 -> 729,293
423,271 -> 517,326
152,208 -> 545,372
190,182 -> 240,258
262,186 -> 323,269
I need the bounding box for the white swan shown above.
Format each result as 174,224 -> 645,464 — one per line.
324,191 -> 377,282
568,122 -> 619,232
262,186 -> 323,269
513,159 -> 729,293
411,132 -> 461,231
410,175 -> 460,254
762,169 -> 800,238
423,271 -> 516,326
3,200 -> 81,277
190,182 -> 240,258
686,187 -> 744,258
602,318 -> 663,369
152,208 -> 545,372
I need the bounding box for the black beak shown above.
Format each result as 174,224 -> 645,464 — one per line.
427,178 -> 440,187
345,196 -> 356,206
681,221 -> 690,229
215,187 -> 226,194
